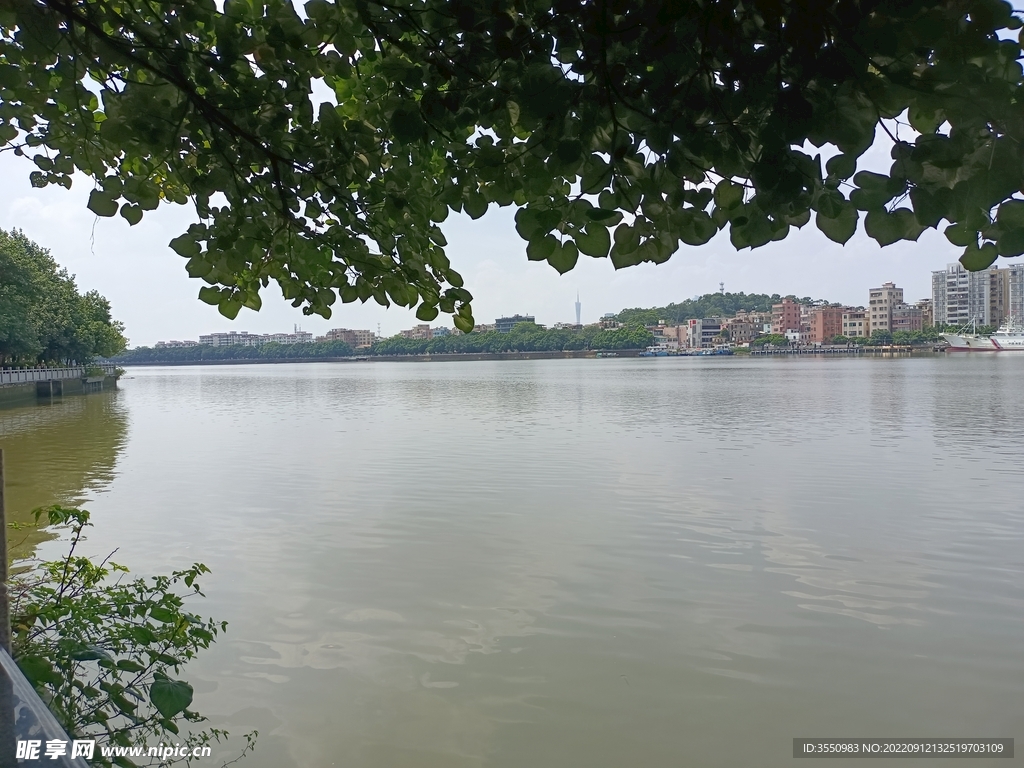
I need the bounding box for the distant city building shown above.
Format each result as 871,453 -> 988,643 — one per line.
841,309 -> 868,338
686,318 -> 722,348
472,323 -> 497,333
432,327 -> 452,338
495,314 -> 535,333
154,340 -> 199,348
601,313 -> 617,319
931,263 -> 1010,327
263,331 -> 314,344
553,322 -> 582,330
198,331 -> 264,347
400,324 -> 433,340
721,317 -> 759,344
323,328 -> 377,348
915,298 -> 934,328
808,307 -> 845,343
891,304 -> 923,333
868,282 -> 904,334
771,298 -> 802,335
1009,264 -> 1024,319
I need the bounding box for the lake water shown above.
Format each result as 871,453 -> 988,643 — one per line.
2,356 -> 1022,767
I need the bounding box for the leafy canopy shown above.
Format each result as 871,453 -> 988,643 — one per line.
2,0 -> 1024,329
0,229 -> 128,364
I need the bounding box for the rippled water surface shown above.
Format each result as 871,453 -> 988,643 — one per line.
2,356 -> 1022,766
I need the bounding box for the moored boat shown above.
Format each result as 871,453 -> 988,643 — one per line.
942,317 -> 1024,351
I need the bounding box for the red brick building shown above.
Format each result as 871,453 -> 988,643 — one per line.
771,298 -> 802,335
808,307 -> 845,343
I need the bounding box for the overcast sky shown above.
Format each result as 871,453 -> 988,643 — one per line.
3,146 -> 1018,347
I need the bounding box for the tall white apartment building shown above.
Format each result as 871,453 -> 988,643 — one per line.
1009,263 -> 1024,319
931,263 -> 1011,327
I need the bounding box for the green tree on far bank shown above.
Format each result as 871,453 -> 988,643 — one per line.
111,339 -> 354,364
750,334 -> 789,347
0,229 -> 127,365
371,323 -> 653,356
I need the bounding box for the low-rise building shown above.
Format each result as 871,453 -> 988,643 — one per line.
721,317 -> 759,344
495,315 -> 535,333
263,331 -> 314,345
198,331 -> 264,347
808,307 -> 845,343
322,328 -> 376,347
401,324 -> 433,340
686,317 -> 723,348
915,299 -> 934,328
771,298 -> 802,335
891,304 -> 923,333
841,309 -> 868,338
155,340 -> 199,348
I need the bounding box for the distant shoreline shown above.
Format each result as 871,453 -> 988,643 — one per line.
112,349 -> 645,366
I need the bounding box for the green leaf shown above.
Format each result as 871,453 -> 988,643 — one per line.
120,204 -> 143,225
463,192 -> 487,220
115,659 -> 146,673
713,181 -> 743,210
678,209 -> 717,246
198,286 -> 222,305
574,224 -> 610,257
585,208 -> 617,221
825,154 -> 856,180
390,106 -> 425,144
547,241 -> 578,274
17,656 -> 63,687
150,678 -> 193,719
148,606 -> 178,623
415,303 -> 439,321
169,234 -> 201,258
815,204 -> 858,245
960,242 -> 998,271
87,190 -> 118,217
70,645 -> 112,662
850,172 -> 899,210
864,209 -> 898,245
944,223 -> 975,248
526,234 -> 558,261
612,224 -> 640,254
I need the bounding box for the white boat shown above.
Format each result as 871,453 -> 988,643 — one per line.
942,317 -> 1024,351
989,317 -> 1024,350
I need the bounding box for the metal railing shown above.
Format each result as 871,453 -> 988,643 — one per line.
0,365 -> 118,387
0,648 -> 89,767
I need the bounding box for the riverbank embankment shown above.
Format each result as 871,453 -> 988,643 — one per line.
113,349 -> 646,366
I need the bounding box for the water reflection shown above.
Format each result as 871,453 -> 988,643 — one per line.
0,391 -> 127,558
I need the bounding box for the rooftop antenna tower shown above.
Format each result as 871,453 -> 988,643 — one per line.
575,291 -> 581,326
720,282 -> 725,295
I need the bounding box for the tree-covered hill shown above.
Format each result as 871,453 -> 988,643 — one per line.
616,292 -> 833,326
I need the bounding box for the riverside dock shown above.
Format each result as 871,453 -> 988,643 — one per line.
0,363 -> 120,406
